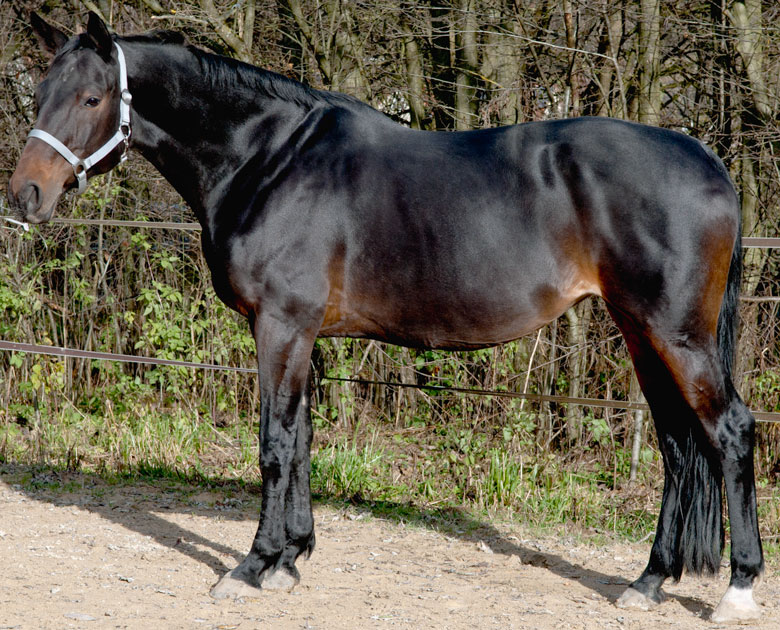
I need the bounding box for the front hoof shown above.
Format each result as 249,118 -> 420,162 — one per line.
711,586 -> 762,623
616,586 -> 663,611
210,568 -> 263,600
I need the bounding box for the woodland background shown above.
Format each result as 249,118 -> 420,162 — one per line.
1,0 -> 780,529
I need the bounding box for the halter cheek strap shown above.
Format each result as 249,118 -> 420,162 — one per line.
28,41 -> 132,195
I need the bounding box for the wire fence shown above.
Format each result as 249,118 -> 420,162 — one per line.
4,208 -> 780,430
3,339 -> 780,422
4,216 -> 780,245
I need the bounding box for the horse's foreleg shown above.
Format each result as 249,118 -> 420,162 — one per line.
211,312 -> 317,599
275,377 -> 315,585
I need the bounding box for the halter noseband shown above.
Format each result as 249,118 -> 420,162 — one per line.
28,41 -> 132,195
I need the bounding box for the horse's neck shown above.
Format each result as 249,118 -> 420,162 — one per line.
125,42 -> 310,223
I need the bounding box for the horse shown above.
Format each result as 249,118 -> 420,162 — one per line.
7,13 -> 764,622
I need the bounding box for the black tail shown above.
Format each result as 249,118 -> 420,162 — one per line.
653,417 -> 723,580
674,429 -> 724,577
717,222 -> 742,383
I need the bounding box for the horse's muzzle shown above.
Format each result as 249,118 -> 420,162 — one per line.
7,145 -> 70,223
7,179 -> 54,224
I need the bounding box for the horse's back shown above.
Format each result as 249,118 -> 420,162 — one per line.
334,115 -> 738,259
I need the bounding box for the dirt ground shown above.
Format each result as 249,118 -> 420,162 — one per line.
0,466 -> 777,630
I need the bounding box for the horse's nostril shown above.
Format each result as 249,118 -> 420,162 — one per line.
21,183 -> 41,214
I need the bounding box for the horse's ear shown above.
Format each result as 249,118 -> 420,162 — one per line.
30,12 -> 68,58
86,11 -> 113,60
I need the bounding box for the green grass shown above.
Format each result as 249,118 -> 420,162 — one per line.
1,401 -> 774,554
311,432 -> 388,500
1,403 -> 259,482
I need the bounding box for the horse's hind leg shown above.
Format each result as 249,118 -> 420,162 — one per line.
611,330 -> 721,609
610,311 -> 763,620
708,396 -> 763,621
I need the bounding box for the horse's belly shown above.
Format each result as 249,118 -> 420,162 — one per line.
319,275 -> 599,350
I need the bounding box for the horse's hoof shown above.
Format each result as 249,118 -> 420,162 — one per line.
261,566 -> 299,591
711,586 -> 761,623
210,568 -> 263,600
616,586 -> 662,611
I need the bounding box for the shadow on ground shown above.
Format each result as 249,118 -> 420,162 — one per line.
0,461 -> 710,617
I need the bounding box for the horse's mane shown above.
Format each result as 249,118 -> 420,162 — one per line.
122,30 -> 376,115
58,29 -> 185,59
193,48 -> 373,113
124,29 -> 186,46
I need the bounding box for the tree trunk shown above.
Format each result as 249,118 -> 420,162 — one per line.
729,0 -> 771,120
564,302 -> 592,445
637,0 -> 661,124
595,4 -> 624,117
481,9 -> 524,125
403,26 -> 428,129
562,0 -> 579,116
455,0 -> 479,130
283,0 -> 371,101
628,374 -> 647,482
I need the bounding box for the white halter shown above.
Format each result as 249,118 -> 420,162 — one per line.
28,41 -> 132,194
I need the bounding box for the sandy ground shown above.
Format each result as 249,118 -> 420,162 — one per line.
0,466 -> 777,630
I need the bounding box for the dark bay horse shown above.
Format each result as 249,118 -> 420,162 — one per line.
8,13 -> 764,622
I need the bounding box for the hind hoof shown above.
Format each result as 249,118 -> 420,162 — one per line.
261,566 -> 299,591
210,568 -> 263,600
616,586 -> 663,611
711,586 -> 761,623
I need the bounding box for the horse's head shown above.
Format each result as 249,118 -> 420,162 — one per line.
8,12 -> 130,224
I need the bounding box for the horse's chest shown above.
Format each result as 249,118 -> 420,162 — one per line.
201,234 -> 255,316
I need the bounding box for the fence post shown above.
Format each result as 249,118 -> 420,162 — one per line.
628,373 -> 647,482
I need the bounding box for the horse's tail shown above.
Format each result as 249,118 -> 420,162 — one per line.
717,215 -> 742,384
658,190 -> 740,580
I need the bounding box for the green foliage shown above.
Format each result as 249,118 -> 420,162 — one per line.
311,433 -> 387,499
482,449 -> 523,508
754,370 -> 780,410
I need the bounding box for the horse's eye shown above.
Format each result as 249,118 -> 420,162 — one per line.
85,96 -> 101,108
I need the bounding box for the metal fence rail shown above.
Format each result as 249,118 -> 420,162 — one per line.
3,339 -> 779,423
4,217 -> 780,245
4,218 -> 780,423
